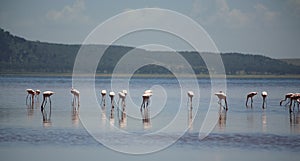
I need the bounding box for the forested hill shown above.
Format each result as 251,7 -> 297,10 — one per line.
0,28 -> 299,75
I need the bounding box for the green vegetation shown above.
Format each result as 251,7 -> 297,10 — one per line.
0,28 -> 299,76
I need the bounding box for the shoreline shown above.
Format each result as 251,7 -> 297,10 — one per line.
1,72 -> 300,79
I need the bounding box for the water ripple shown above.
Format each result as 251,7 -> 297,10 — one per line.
1,127 -> 299,151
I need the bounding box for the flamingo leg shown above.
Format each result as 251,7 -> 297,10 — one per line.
224,98 -> 228,111
77,95 -> 80,107
26,94 -> 29,105
41,97 -> 45,111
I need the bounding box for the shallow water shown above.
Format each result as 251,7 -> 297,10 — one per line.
0,75 -> 300,160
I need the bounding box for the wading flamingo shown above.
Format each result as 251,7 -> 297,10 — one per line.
215,91 -> 228,110
187,91 -> 194,109
118,90 -> 127,109
140,90 -> 153,111
246,92 -> 257,107
26,89 -> 35,105
261,91 -> 268,109
35,89 -> 40,101
289,93 -> 300,113
109,91 -> 115,108
280,93 -> 294,106
71,88 -> 80,109
101,90 -> 107,106
41,91 -> 54,111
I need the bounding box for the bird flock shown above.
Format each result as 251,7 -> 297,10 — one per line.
26,88 -> 300,127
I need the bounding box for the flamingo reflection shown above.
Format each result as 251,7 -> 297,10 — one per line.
109,91 -> 115,126
261,111 -> 267,132
289,111 -> 300,133
70,88 -> 80,126
141,107 -> 151,129
118,106 -> 127,129
72,107 -> 79,126
187,106 -> 193,132
117,90 -> 127,128
218,109 -> 227,130
41,102 -> 52,127
109,106 -> 115,126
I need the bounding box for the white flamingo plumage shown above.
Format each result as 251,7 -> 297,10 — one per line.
215,91 -> 228,110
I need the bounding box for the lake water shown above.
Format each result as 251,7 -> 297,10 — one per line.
0,75 -> 300,161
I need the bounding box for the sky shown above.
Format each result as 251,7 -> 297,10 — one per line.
0,0 -> 299,58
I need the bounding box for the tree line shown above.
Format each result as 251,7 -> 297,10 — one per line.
0,28 -> 299,75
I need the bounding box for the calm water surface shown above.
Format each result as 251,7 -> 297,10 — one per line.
0,76 -> 300,161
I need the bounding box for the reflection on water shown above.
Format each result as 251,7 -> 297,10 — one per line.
187,108 -> 193,132
118,98 -> 127,129
3,76 -> 300,161
109,107 -> 114,126
27,104 -> 34,119
141,107 -> 151,130
218,109 -> 227,131
72,107 -> 79,127
41,105 -> 52,128
262,111 -> 267,132
118,109 -> 127,129
290,111 -> 300,133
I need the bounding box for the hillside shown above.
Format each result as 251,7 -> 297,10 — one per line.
0,28 -> 299,75
280,59 -> 300,67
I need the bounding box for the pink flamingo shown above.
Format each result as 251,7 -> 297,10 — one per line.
246,92 -> 257,106
41,91 -> 54,111
280,93 -> 294,106
71,88 -> 80,107
261,91 -> 268,109
215,91 -> 228,110
140,90 -> 153,111
101,90 -> 107,106
118,90 -> 127,109
35,89 -> 41,101
289,93 -> 300,113
187,91 -> 194,109
109,91 -> 115,108
26,89 -> 35,105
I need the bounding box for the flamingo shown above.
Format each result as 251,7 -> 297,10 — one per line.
261,91 -> 268,109
71,88 -> 80,108
35,89 -> 41,101
289,93 -> 300,113
187,91 -> 194,109
246,92 -> 257,106
109,91 -> 115,108
101,90 -> 107,106
26,89 -> 35,105
140,90 -> 153,111
280,93 -> 294,106
118,90 -> 127,109
215,91 -> 228,110
41,91 -> 54,111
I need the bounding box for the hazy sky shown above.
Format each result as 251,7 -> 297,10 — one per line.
0,0 -> 299,58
